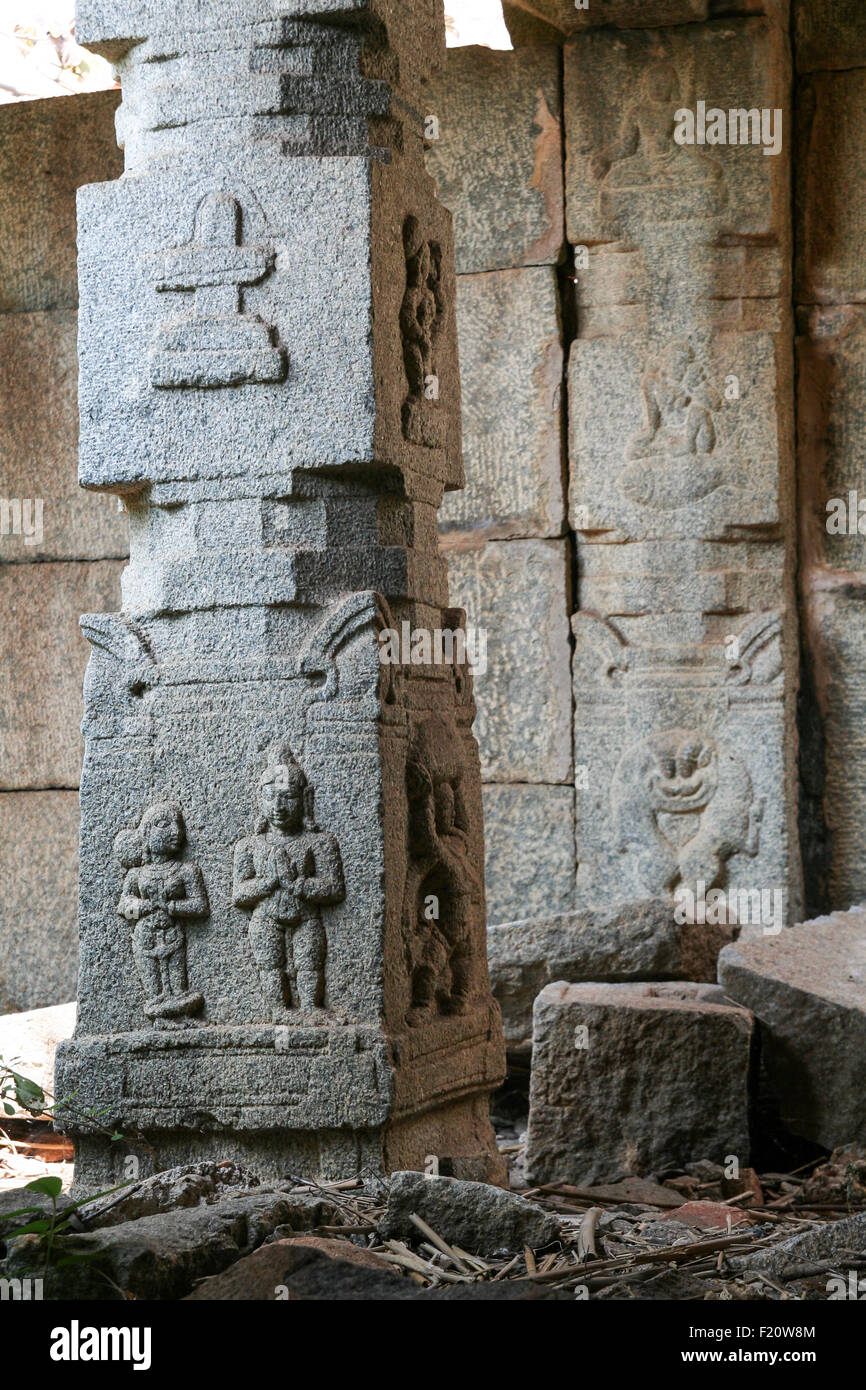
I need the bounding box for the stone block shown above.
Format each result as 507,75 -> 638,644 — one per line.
488,901 -> 736,1051
794,0 -> 866,72
446,538 -> 572,782
440,268 -> 565,539
501,4 -> 563,46
569,330 -> 791,541
0,311 -> 129,562
482,783 -> 574,927
718,907 -> 866,1150
797,306 -> 866,574
0,91 -> 122,315
504,1 -> 784,32
796,73 -> 866,304
426,45 -> 564,274
0,561 -> 123,789
524,980 -> 754,1185
0,795 -> 80,1013
564,22 -> 790,320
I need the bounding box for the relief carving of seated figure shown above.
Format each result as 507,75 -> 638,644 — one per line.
593,61 -> 723,191
626,340 -> 721,461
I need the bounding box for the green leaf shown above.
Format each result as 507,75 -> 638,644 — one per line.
6,1219 -> 51,1236
25,1175 -> 63,1199
14,1074 -> 46,1113
3,1102 -> 14,1115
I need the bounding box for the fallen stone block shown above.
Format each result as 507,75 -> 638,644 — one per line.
186,1236 -> 400,1299
77,1161 -> 260,1229
379,1171 -> 561,1256
487,903 -> 735,1051
718,907 -> 866,1149
525,982 -> 754,1185
731,1212 -> 866,1277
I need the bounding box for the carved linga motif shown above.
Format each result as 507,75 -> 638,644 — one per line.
150,192 -> 287,390
611,729 -> 763,896
618,339 -> 728,510
232,742 -> 345,1024
115,802 -> 209,1026
402,715 -> 479,1027
401,215 -> 446,448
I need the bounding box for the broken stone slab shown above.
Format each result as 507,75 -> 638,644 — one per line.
794,0 -> 866,73
0,795 -> 81,1013
439,268 -> 565,540
0,561 -> 124,790
76,1160 -> 260,1229
730,1212 -> 866,1277
525,982 -> 754,1186
426,46 -> 564,274
2,1186 -> 339,1300
0,1001 -> 76,1107
482,784 -> 575,928
379,1171 -> 561,1256
487,902 -> 735,1052
185,1236 -> 401,1298
446,538 -> 572,782
0,311 -> 129,562
0,91 -> 122,315
718,907 -> 866,1149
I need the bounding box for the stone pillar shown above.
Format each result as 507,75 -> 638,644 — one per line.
56,0 -> 505,1188
563,3 -> 802,931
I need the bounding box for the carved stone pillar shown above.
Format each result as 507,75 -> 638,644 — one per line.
56,0 -> 505,1187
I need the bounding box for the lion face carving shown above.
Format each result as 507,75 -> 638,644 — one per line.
644,733 -> 719,817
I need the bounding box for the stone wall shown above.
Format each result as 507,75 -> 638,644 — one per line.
0,92 -> 126,1011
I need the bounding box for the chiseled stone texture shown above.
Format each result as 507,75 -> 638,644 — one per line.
719,908 -> 866,1150
794,0 -> 866,72
504,0 -> 785,31
0,561 -> 123,789
797,306 -> 866,574
426,45 -> 564,274
0,793 -> 80,1013
440,268 -> 565,540
488,901 -> 735,1051
446,539 -> 572,783
525,981 -> 754,1185
0,311 -> 129,562
482,783 -> 574,927
797,73 -> 866,304
0,91 -> 122,315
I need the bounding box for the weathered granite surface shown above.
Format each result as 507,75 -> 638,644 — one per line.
439,268 -> 565,540
794,0 -> 866,72
504,0 -> 786,34
57,0 -> 505,1188
0,797 -> 80,1012
796,73 -> 866,305
488,902 -> 736,1051
481,783 -> 575,928
525,981 -> 754,1185
426,46 -> 564,274
379,1170 -> 560,1254
718,907 -> 866,1149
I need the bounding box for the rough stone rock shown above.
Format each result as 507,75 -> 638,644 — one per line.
439,268 -> 565,540
794,0 -> 866,73
186,1236 -> 399,1298
487,902 -> 735,1051
0,311 -> 128,562
2,1187 -> 338,1300
379,1171 -> 561,1255
731,1213 -> 866,1277
0,1001 -> 75,1106
481,783 -> 575,928
796,74 -> 866,303
718,908 -> 866,1149
58,0 -> 506,1187
77,1161 -> 260,1229
525,982 -> 754,1185
426,46 -> 564,274
0,795 -> 80,1012
0,561 -> 123,790
0,90 -> 122,315
504,1 -> 785,32
446,538 -> 572,782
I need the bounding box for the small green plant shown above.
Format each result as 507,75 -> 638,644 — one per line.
1,1054 -> 126,1145
1,1174 -> 134,1275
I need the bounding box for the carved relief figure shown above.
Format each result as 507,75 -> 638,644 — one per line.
618,340 -> 727,509
401,214 -> 445,447
611,730 -> 763,896
150,191 -> 287,390
115,802 -> 209,1025
402,716 -> 480,1026
593,61 -> 724,194
233,743 -> 345,1022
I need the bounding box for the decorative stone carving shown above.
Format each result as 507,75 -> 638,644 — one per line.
115,802 -> 209,1024
233,743 -> 345,1022
401,215 -> 446,449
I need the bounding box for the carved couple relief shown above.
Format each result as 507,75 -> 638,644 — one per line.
115,745 -> 346,1028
